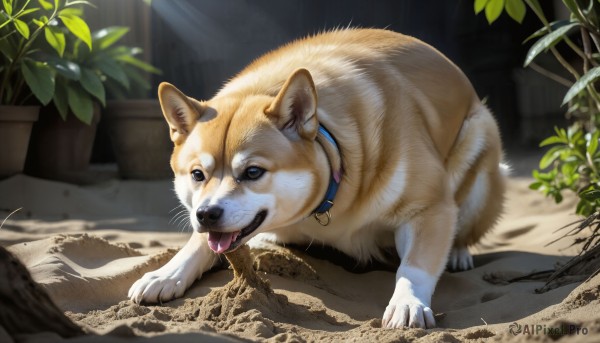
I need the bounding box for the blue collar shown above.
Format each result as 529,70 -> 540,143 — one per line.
312,124 -> 342,226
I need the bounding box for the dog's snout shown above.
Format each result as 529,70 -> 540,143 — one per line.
196,205 -> 224,228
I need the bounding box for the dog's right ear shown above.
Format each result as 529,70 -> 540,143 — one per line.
158,82 -> 203,144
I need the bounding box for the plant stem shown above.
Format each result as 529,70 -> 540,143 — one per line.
580,26 -> 600,120
529,62 -> 573,87
10,75 -> 25,105
565,36 -> 589,64
524,0 -> 581,80
582,27 -> 594,72
591,32 -> 600,52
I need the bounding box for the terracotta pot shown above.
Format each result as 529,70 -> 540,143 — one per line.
25,104 -> 101,183
105,99 -> 172,179
0,106 -> 39,179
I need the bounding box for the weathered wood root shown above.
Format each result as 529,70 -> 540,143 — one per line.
0,246 -> 84,337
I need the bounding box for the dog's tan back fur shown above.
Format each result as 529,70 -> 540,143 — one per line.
205,28 -> 503,259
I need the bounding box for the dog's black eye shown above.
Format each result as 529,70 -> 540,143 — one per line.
191,169 -> 205,182
243,166 -> 265,181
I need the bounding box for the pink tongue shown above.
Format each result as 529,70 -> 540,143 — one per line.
207,231 -> 235,253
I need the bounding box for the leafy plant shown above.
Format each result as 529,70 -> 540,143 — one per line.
1,1 -> 160,125
92,26 -> 162,100
475,0 -> 600,215
49,25 -> 161,124
530,126 -> 600,215
0,0 -> 92,107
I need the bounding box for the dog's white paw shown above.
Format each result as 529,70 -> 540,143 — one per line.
447,246 -> 473,271
382,294 -> 436,329
128,267 -> 191,304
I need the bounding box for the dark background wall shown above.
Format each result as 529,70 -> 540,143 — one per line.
148,0 -> 563,149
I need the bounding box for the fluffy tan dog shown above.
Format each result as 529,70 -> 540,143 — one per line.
129,28 -> 505,329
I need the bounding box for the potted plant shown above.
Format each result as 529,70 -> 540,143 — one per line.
25,15 -> 161,183
23,3 -> 109,183
98,26 -> 168,180
0,0 -> 89,178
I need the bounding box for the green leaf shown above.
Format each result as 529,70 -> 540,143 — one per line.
567,125 -> 582,142
0,34 -> 17,60
485,0 -> 505,24
22,59 -> 55,105
66,0 -> 94,7
43,55 -> 81,80
59,14 -> 92,50
533,169 -> 556,182
563,66 -> 600,105
80,68 -> 105,106
59,7 -> 83,17
576,199 -> 589,216
529,181 -> 543,190
32,18 -> 43,27
540,135 -> 567,147
588,131 -> 600,156
527,0 -> 543,14
44,26 -> 65,56
103,78 -> 128,100
117,54 -> 161,74
15,8 -> 40,18
92,26 -> 129,50
554,191 -> 563,204
32,15 -> 48,28
505,0 -> 526,23
96,59 -> 129,89
38,0 -> 53,10
13,19 -> 29,39
120,64 -> 150,97
53,80 -> 68,120
3,0 -> 13,16
555,126 -> 567,139
523,20 -> 573,43
561,162 -> 576,178
474,0 -> 489,14
580,189 -> 600,202
524,23 -> 579,66
539,145 -> 563,169
67,85 -> 93,124
103,45 -> 137,58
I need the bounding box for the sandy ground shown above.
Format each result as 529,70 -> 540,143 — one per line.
1,173 -> 600,342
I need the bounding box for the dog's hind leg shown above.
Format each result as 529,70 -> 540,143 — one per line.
450,163 -> 506,271
447,104 -> 505,271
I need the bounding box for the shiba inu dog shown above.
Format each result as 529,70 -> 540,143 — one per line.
128,28 -> 505,329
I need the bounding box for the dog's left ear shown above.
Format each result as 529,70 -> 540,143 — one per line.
158,82 -> 204,145
266,68 -> 318,140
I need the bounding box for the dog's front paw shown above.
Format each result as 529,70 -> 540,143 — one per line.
128,268 -> 190,304
382,295 -> 436,329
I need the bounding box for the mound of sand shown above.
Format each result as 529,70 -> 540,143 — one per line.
1,175 -> 599,342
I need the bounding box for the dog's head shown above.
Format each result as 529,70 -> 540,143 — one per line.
159,69 -> 327,253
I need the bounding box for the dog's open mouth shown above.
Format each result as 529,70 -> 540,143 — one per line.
207,210 -> 267,254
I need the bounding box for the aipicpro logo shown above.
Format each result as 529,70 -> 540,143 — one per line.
509,322 -> 588,336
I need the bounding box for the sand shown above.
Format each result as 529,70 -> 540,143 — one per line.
1,173 -> 600,342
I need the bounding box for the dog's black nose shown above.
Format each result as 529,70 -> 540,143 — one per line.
196,205 -> 223,227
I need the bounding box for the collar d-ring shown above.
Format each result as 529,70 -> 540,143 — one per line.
314,210 -> 331,226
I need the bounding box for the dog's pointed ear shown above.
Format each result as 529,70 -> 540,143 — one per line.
158,82 -> 203,144
265,68 -> 318,140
